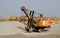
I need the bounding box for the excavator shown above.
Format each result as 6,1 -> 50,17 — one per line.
21,6 -> 51,32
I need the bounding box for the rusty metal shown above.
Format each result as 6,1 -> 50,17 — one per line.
21,6 -> 31,19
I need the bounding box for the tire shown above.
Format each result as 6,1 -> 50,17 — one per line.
25,27 -> 33,33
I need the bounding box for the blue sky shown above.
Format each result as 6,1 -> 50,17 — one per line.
0,0 -> 60,18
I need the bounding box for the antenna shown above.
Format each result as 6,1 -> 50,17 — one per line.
40,8 -> 44,18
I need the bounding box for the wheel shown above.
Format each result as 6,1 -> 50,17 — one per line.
33,27 -> 39,32
25,26 -> 33,33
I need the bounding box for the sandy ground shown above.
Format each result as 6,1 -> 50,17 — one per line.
0,21 -> 60,38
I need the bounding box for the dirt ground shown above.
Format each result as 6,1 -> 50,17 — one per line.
0,21 -> 60,38
0,34 -> 60,38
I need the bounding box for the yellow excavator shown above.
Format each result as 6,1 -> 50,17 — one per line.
21,6 -> 51,32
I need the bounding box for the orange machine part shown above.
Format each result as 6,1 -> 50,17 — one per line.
36,20 -> 51,27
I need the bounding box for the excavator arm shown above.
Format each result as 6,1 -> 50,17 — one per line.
21,6 -> 31,19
